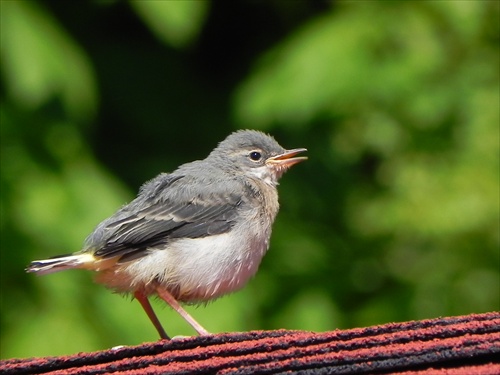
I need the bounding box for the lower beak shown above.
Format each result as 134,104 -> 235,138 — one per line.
266,148 -> 308,168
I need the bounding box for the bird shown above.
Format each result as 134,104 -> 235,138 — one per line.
26,129 -> 307,340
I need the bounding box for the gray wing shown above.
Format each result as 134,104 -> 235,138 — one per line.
91,173 -> 244,263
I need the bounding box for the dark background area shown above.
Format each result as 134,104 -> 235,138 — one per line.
1,0 -> 498,358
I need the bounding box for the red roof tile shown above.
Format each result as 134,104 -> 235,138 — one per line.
2,312 -> 499,374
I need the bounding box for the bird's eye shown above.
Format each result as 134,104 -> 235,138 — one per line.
249,151 -> 262,161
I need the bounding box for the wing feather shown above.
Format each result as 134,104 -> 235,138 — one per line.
91,173 -> 244,263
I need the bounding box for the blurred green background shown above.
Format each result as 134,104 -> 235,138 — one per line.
1,0 -> 498,359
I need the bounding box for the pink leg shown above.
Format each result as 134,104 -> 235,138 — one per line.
156,287 -> 210,336
134,290 -> 170,340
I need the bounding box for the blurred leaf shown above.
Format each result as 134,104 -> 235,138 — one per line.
0,1 -> 98,120
234,2 -> 448,127
130,0 -> 209,48
272,290 -> 342,331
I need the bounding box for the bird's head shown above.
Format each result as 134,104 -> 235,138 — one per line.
209,130 -> 307,186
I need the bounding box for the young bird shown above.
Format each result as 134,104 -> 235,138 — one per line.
27,130 -> 307,339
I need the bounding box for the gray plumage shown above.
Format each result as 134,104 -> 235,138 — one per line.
27,129 -> 307,339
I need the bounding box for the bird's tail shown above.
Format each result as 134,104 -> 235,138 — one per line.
26,253 -> 97,275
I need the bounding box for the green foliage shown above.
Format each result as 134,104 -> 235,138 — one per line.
130,0 -> 209,48
1,1 -> 97,119
1,0 -> 498,359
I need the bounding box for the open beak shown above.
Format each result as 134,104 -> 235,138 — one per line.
266,148 -> 308,168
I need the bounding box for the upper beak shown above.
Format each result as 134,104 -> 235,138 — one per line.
266,148 -> 308,168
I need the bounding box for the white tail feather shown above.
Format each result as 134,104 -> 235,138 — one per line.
26,254 -> 96,275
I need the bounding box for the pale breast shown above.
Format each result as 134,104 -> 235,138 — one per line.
95,218 -> 271,303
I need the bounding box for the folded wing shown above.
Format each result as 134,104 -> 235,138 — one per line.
92,174 -> 243,263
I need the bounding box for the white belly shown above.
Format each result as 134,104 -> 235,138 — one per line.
98,228 -> 270,302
